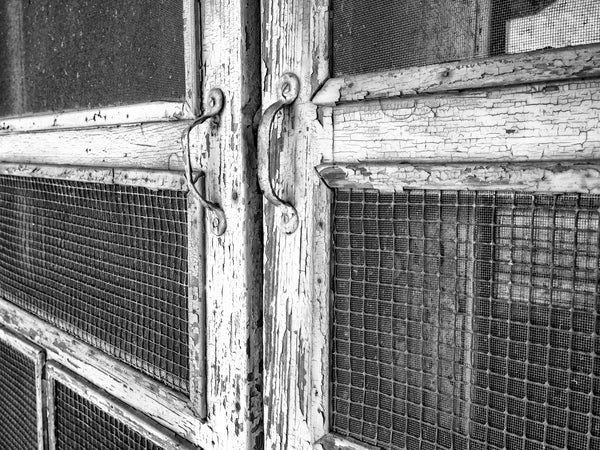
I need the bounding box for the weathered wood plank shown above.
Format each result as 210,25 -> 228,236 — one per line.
183,0 -> 200,118
261,0 -> 332,449
187,192 -> 206,419
317,433 -> 381,450
0,121 -> 190,170
0,102 -> 188,132
313,44 -> 600,105
46,363 -> 196,450
0,163 -> 189,190
199,0 -> 263,449
330,79 -> 600,163
316,162 -> 600,193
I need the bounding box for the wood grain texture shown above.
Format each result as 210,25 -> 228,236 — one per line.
317,434 -> 381,450
261,0 -> 332,449
317,162 -> 600,193
312,44 -> 600,105
0,121 -> 191,170
188,192 -> 207,419
331,79 -> 600,163
46,363 -> 196,450
199,0 -> 263,449
0,163 -> 189,190
183,0 -> 200,118
0,102 -> 188,132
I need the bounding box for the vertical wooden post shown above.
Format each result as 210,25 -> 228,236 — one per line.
199,0 -> 264,448
261,1 -> 332,449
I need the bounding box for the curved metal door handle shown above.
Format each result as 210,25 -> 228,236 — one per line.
183,88 -> 227,236
258,73 -> 300,234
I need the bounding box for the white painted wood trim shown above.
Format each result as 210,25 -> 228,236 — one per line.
46,362 -> 196,450
316,161 -> 600,193
183,0 -> 201,117
312,43 -> 600,105
0,324 -> 44,361
0,102 -> 189,133
0,299 -> 214,448
0,163 -> 190,191
198,0 -> 264,448
35,349 -> 46,450
187,192 -> 207,419
0,326 -> 46,450
46,370 -> 57,450
0,121 -> 191,170
261,1 -> 331,450
311,183 -> 333,444
316,434 -> 381,450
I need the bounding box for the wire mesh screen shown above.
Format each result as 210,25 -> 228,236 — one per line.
331,189 -> 600,450
0,0 -> 185,116
332,0 -> 600,76
0,175 -> 189,393
0,338 -> 39,450
54,381 -> 164,450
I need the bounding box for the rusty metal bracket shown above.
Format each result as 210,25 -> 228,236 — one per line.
183,88 -> 227,236
258,73 -> 300,234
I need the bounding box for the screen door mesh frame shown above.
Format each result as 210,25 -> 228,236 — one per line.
314,160 -> 600,450
0,0 -> 200,129
46,362 -> 197,450
330,0 -> 600,77
0,326 -> 45,450
0,163 -> 207,418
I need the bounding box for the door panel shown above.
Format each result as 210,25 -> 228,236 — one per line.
261,1 -> 600,450
0,0 -> 262,448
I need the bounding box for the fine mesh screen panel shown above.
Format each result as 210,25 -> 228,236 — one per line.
331,189 -> 600,450
0,175 -> 189,393
54,381 -> 164,450
332,0 -> 600,76
0,0 -> 185,116
0,338 -> 39,450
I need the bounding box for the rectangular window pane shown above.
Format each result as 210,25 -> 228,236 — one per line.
331,188 -> 600,450
332,0 -> 600,76
0,0 -> 185,116
0,175 -> 189,393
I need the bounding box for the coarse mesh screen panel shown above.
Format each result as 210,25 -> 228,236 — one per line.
0,175 -> 189,393
0,338 -> 39,450
331,189 -> 600,450
332,0 -> 600,76
54,381 -> 164,450
0,0 -> 185,116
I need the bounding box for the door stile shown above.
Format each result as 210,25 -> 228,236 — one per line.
260,1 -> 332,449
199,0 -> 264,448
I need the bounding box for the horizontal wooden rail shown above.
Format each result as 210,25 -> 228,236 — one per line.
313,44 -> 600,105
316,161 -> 600,193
